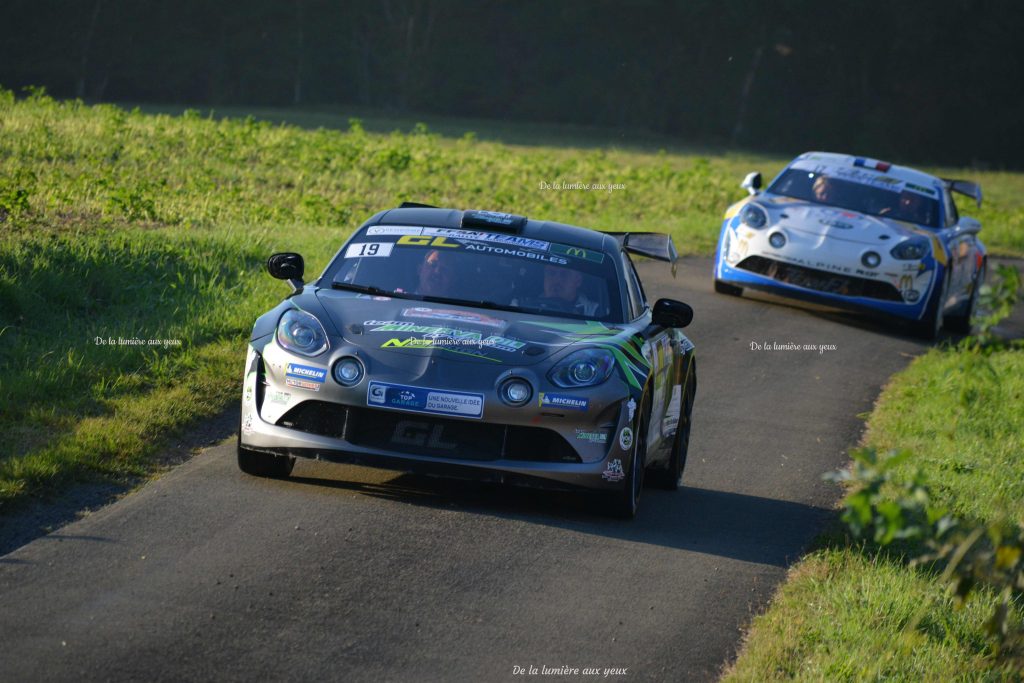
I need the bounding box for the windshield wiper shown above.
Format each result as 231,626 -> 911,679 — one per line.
416,294 -> 513,312
331,282 -> 409,298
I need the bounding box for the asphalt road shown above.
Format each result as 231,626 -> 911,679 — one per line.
1,257 -> 932,681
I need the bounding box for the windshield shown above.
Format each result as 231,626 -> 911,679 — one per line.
328,226 -> 622,322
768,168 -> 942,228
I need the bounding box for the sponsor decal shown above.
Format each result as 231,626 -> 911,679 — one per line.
550,243 -> 605,264
818,218 -> 853,230
463,242 -> 568,265
366,226 -> 424,236
381,337 -> 437,348
422,227 -> 550,251
366,381 -> 484,419
538,392 -> 589,411
269,390 -> 291,404
244,385 -> 253,404
662,384 -> 682,438
602,459 -> 625,482
575,429 -> 608,444
904,182 -> 937,196
286,363 -> 326,384
365,321 -> 525,352
395,235 -> 460,248
286,377 -> 322,392
242,412 -> 254,434
626,397 -> 636,422
344,242 -> 394,258
619,427 -> 634,450
401,307 -> 505,329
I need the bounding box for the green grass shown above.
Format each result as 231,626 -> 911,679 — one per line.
725,347 -> 1024,681
1,88 -> 1023,512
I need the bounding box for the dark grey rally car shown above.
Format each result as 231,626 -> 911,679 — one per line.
238,205 -> 697,517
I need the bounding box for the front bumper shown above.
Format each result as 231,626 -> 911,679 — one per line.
714,222 -> 938,321
239,344 -> 637,491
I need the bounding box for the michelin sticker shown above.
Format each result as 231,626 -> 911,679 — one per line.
367,381 -> 484,419
286,363 -> 327,392
626,397 -> 636,422
619,427 -> 634,450
538,392 -> 589,411
602,459 -> 625,482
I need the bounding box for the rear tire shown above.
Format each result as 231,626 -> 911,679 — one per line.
945,264 -> 985,335
714,280 -> 743,297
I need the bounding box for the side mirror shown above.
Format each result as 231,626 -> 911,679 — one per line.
267,252 -> 305,281
652,298 -> 693,328
959,217 -> 981,235
741,172 -> 762,196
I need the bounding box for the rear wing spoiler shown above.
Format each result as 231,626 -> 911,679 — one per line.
942,178 -> 982,208
602,232 -> 679,276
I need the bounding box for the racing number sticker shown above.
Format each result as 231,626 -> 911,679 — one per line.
344,242 -> 394,258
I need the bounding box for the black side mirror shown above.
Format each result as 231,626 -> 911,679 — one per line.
267,252 -> 305,281
652,298 -> 693,328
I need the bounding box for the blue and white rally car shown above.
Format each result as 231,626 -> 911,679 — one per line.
713,151 -> 986,338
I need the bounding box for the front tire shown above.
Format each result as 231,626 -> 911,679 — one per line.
238,445 -> 296,477
945,263 -> 985,335
909,269 -> 949,340
648,370 -> 695,491
607,394 -> 650,519
714,280 -> 743,297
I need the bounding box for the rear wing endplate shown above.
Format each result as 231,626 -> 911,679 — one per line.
602,232 -> 679,276
942,179 -> 982,208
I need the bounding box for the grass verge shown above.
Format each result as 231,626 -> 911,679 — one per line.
724,345 -> 1024,681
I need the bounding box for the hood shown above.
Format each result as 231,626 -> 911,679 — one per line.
312,288 -> 634,366
768,199 -> 920,245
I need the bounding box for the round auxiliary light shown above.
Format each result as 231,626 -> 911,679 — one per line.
333,357 -> 364,386
861,251 -> 882,269
768,232 -> 786,249
500,378 -> 533,406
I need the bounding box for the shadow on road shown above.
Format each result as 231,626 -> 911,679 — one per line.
285,468 -> 829,567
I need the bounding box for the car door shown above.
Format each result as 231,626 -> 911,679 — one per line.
620,251 -> 674,459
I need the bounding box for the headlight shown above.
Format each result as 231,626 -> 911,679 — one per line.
740,203 -> 768,229
768,232 -> 786,249
548,348 -> 615,388
277,309 -> 329,357
890,237 -> 929,260
333,356 -> 364,386
499,378 -> 533,406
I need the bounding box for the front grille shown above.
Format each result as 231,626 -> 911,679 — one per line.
276,400 -> 348,439
275,402 -> 581,463
737,255 -> 903,301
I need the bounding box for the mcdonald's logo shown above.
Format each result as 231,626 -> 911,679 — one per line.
551,243 -> 605,263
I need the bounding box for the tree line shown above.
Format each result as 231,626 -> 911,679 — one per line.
2,0 -> 1021,168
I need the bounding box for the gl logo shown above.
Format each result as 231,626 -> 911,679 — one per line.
390,420 -> 457,449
